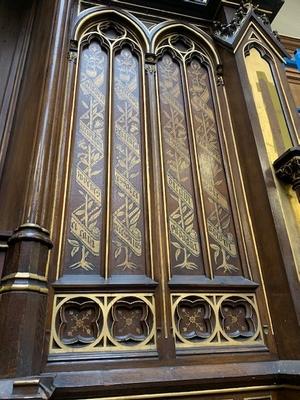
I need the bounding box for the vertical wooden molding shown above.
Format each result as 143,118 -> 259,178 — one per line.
0,1 -> 36,182
0,0 -> 69,379
23,0 -> 69,228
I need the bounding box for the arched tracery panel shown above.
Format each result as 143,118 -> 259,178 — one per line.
50,17 -> 156,356
49,18 -> 266,358
156,34 -> 243,278
62,21 -> 150,279
157,51 -> 204,275
111,45 -> 146,275
64,38 -> 108,276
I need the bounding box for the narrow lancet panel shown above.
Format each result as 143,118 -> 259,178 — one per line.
64,40 -> 108,275
110,46 -> 147,275
186,58 -> 242,276
245,47 -> 293,160
157,53 -> 204,276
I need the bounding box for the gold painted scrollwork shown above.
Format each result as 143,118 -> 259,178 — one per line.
187,57 -> 241,275
65,40 -> 107,274
62,20 -> 148,277
156,34 -> 242,276
157,51 -> 203,275
111,47 -> 145,273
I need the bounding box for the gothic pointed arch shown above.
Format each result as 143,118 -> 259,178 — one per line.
73,7 -> 150,51
150,26 -> 250,282
48,7 -> 268,359
150,21 -> 221,68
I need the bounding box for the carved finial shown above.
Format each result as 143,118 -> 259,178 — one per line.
273,30 -> 281,41
240,0 -> 258,12
213,0 -> 270,40
68,39 -> 78,63
145,64 -> 157,74
216,76 -> 225,86
213,0 -> 253,38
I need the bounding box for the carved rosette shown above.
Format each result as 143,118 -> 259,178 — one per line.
172,294 -> 263,349
108,297 -> 154,346
219,297 -> 257,340
50,294 -> 155,354
176,297 -> 214,341
58,298 -> 102,346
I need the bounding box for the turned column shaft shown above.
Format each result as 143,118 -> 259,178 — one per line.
0,0 -> 69,378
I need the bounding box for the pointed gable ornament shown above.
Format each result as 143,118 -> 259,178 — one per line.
213,0 -> 286,54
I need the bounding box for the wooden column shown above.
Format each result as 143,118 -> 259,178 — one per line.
0,224 -> 52,378
0,0 -> 69,379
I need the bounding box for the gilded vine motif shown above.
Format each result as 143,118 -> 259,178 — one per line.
111,48 -> 144,272
66,41 -> 107,272
187,59 -> 240,274
158,54 -> 203,273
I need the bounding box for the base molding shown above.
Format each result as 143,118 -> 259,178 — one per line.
1,361 -> 300,399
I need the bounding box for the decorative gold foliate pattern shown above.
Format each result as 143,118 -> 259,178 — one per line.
54,20 -> 265,358
111,48 -> 145,274
187,58 -> 241,275
63,22 -> 147,277
65,41 -> 107,274
158,54 -> 203,274
156,34 -> 243,277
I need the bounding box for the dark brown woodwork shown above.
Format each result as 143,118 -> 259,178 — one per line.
220,44 -> 300,359
0,0 -> 300,399
0,224 -> 52,378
